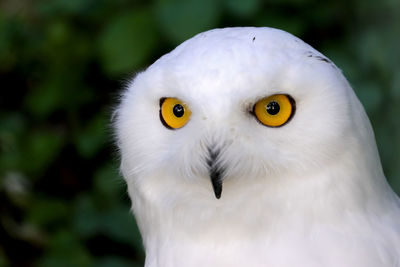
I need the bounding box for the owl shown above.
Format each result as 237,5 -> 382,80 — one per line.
114,27 -> 400,267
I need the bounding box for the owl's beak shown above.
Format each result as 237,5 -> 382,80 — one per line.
207,148 -> 223,199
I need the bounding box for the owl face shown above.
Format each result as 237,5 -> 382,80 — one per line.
116,27 -> 360,200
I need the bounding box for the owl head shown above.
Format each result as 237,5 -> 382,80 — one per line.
115,27 -> 387,222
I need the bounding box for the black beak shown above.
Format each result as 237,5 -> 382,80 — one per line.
207,148 -> 223,199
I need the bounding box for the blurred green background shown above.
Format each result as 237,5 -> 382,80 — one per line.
0,0 -> 399,266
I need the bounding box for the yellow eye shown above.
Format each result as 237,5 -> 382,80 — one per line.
253,94 -> 295,127
160,97 -> 192,129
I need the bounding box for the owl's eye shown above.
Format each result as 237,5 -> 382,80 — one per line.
160,97 -> 192,129
253,94 -> 295,127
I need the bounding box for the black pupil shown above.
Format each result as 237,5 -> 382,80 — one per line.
266,101 -> 280,115
173,104 -> 184,117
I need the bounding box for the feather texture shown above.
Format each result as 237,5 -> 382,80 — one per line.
115,27 -> 400,267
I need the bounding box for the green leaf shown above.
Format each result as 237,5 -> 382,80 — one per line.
23,130 -> 63,175
0,252 -> 9,267
353,81 -> 383,114
93,163 -> 124,201
255,16 -> 306,37
95,257 -> 142,267
73,195 -> 142,250
75,113 -> 108,158
387,144 -> 400,195
0,113 -> 25,172
100,207 -> 142,250
356,31 -> 388,72
27,198 -> 69,228
38,230 -> 92,267
0,14 -> 17,72
73,195 -> 101,238
155,0 -> 221,44
25,76 -> 69,118
98,9 -> 159,76
266,0 -> 312,3
37,0 -> 97,15
391,67 -> 400,98
223,0 -> 260,17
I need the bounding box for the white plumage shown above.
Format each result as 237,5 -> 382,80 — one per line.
115,27 -> 400,266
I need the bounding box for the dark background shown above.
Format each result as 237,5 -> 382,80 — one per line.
0,0 -> 399,266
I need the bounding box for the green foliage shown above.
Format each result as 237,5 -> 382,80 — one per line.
223,0 -> 261,17
155,0 -> 221,44
38,230 -> 93,267
0,0 -> 399,265
98,9 -> 159,75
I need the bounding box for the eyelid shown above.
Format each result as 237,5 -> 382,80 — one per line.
159,97 -> 167,107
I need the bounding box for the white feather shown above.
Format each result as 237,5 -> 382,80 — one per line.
115,27 -> 400,267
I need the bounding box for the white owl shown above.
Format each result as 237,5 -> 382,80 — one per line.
114,27 -> 400,267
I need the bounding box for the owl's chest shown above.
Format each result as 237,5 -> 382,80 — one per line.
144,220 -> 398,267
134,175 -> 400,267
